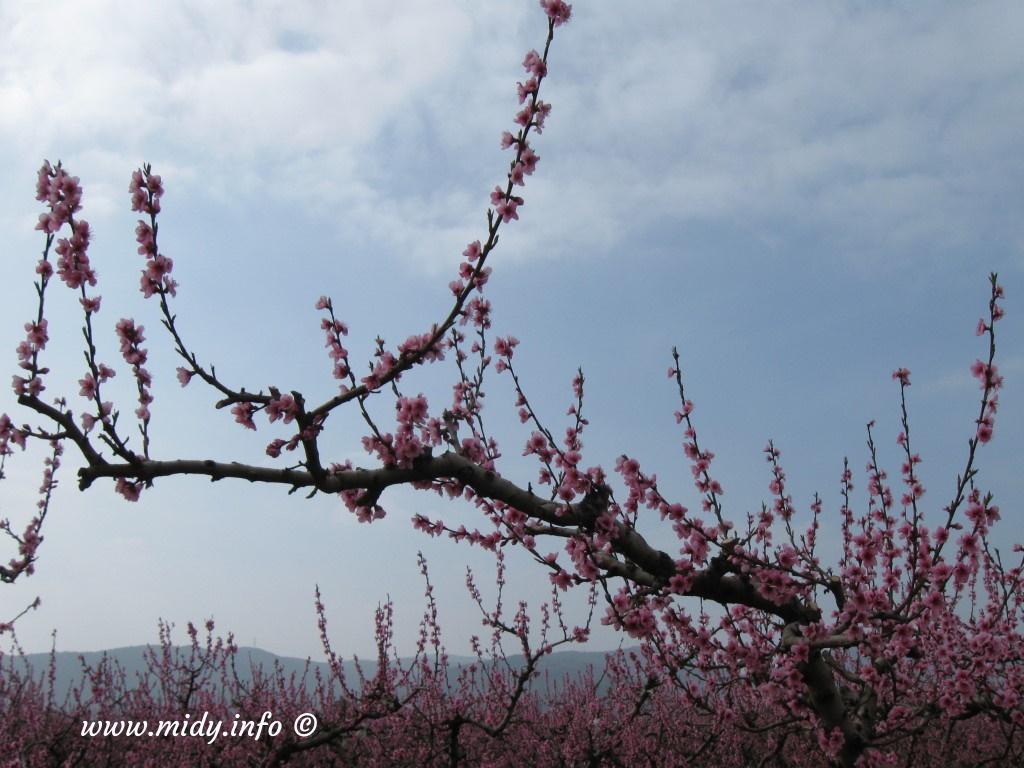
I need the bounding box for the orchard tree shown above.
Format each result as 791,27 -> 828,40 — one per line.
3,2 -> 1023,766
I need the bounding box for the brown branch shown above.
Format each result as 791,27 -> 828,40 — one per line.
19,394 -> 106,468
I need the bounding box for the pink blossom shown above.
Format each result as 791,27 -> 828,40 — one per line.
0,414 -> 26,454
24,320 -> 48,349
523,49 -> 547,78
523,432 -> 555,463
460,437 -> 487,463
78,374 -> 97,399
266,394 -> 299,424
115,318 -> 148,366
463,240 -> 482,261
922,590 -> 945,616
396,394 -> 429,424
517,77 -> 538,104
462,297 -> 492,329
532,100 -> 552,132
931,562 -> 953,582
472,266 -> 492,290
777,546 -> 798,570
494,336 -> 519,359
550,570 -> 572,590
231,402 -> 256,430
129,166 -> 163,215
520,146 -> 539,174
53,220 -> 97,289
35,161 -> 54,202
12,375 -> 44,397
514,103 -> 534,128
971,359 -> 1002,389
35,212 -> 61,234
80,295 -> 101,314
891,367 -> 911,386
540,0 -> 572,26
495,197 -> 521,223
115,478 -> 142,502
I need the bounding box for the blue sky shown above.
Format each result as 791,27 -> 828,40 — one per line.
2,1 -> 1022,659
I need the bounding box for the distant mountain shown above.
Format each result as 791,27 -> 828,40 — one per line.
2,644 -> 636,702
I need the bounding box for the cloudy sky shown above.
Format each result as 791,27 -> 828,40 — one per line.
2,1 -> 1023,659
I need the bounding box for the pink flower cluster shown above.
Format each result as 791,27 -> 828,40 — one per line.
394,394 -> 432,459
449,260 -> 492,297
80,401 -> 112,435
33,161 -> 82,235
971,358 -> 1002,443
764,442 -> 794,521
54,219 -> 96,290
265,393 -> 299,424
0,413 -> 27,456
15,162 -> 101,397
13,320 -> 48,395
263,393 -> 325,458
0,439 -> 61,588
115,318 -> 154,426
493,335 -> 519,372
684,433 -> 723,500
114,477 -> 142,502
316,296 -> 351,383
972,276 -> 1005,444
231,401 -> 256,430
131,167 -> 177,298
540,0 -> 572,26
397,331 -> 446,364
362,348 -> 398,391
446,1 -> 564,304
899,445 -> 924,507
332,461 -> 387,523
129,166 -> 163,216
77,363 -> 115,401
604,586 -> 658,639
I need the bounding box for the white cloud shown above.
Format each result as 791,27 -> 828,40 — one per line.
278,0 -> 1023,272
2,1 -> 1021,277
0,1 -> 475,207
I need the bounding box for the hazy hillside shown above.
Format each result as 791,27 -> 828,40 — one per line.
2,644 -> 638,702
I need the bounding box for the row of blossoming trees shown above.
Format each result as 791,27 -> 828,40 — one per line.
2,2 -> 1023,766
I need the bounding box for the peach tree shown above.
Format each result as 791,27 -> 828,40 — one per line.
2,2 -> 1022,766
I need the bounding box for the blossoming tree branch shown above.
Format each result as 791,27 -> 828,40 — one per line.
2,2 -> 1021,766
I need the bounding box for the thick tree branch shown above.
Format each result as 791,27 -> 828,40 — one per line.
78,450 -> 821,629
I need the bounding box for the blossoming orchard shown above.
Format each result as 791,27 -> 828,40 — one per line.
2,2 -> 1022,766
